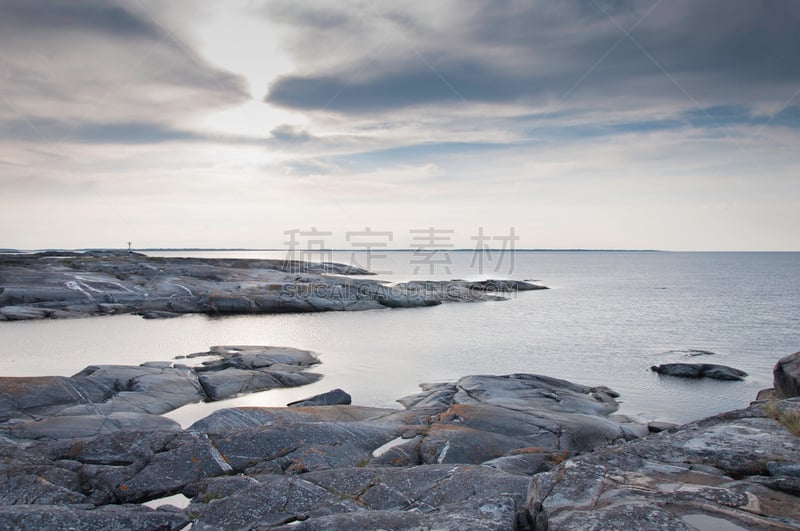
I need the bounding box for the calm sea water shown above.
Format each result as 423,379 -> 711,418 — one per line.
1,251 -> 798,427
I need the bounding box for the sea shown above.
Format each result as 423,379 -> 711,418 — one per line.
2,250 -> 798,428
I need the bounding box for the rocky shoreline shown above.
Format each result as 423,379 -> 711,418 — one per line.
0,251 -> 547,321
0,345 -> 798,529
1,253 -> 798,529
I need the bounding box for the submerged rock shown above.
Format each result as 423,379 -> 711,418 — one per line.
651,362 -> 748,381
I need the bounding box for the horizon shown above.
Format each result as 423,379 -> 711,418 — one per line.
2,2 -> 799,251
4,247 -> 800,254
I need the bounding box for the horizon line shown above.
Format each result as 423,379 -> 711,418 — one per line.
3,247 -> 800,253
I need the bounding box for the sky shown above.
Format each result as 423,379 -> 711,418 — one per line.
1,0 -> 799,251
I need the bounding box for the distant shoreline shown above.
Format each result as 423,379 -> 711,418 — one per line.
4,248 -> 800,254
2,248 -> 666,253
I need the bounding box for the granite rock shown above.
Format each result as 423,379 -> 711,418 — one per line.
526,398 -> 800,530
288,388 -> 352,407
0,252 -> 547,320
774,351 -> 800,398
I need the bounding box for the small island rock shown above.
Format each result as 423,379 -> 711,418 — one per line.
651,362 -> 747,381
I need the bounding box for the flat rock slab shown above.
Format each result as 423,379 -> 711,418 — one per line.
527,397 -> 800,530
0,345 -> 321,438
0,252 -> 548,320
186,465 -> 529,530
2,412 -> 180,440
651,362 -> 748,381
0,504 -> 188,530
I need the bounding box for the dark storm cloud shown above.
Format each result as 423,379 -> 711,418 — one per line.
265,0 -> 800,117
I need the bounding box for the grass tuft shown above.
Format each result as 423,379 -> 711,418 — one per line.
764,399 -> 800,437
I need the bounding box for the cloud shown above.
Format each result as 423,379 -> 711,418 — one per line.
0,118 -> 204,144
265,0 -> 800,118
0,0 -> 160,38
0,0 -> 249,134
269,124 -> 314,143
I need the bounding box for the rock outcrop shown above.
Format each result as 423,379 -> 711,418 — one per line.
0,370 -> 643,529
774,351 -> 800,399
1,348 -> 798,529
526,397 -> 800,530
651,362 -> 748,381
0,251 -> 547,320
0,346 -> 320,438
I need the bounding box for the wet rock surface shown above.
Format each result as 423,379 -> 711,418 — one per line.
0,251 -> 546,320
651,362 -> 748,381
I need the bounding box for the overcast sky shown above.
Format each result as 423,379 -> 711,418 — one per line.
1,0 -> 798,250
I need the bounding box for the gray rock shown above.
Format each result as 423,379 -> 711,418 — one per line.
647,421 -> 679,433
194,346 -> 322,401
187,465 -> 528,530
0,345 -> 321,428
198,368 -> 284,401
4,365 -> 797,530
378,374 -> 642,469
651,363 -> 748,381
188,405 -> 405,433
0,470 -> 87,506
0,305 -> 57,320
526,399 -> 800,530
138,310 -> 182,319
0,504 -> 188,530
755,388 -> 778,401
271,497 -> 519,531
774,351 -> 800,398
288,388 -> 352,407
186,474 -> 357,530
394,279 -> 546,303
0,375 -> 112,422
0,252 -> 547,320
2,413 -> 180,440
